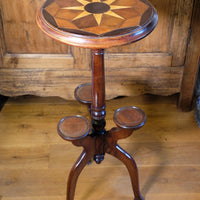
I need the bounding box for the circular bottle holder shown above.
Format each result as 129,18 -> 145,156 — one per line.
74,83 -> 92,105
113,106 -> 146,129
57,115 -> 90,141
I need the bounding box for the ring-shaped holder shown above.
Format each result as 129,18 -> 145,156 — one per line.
57,115 -> 90,141
114,106 -> 147,130
74,83 -> 92,105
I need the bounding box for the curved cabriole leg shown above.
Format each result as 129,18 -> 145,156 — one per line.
57,115 -> 94,200
67,149 -> 93,200
106,144 -> 144,200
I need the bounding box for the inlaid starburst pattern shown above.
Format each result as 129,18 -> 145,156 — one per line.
43,0 -> 152,36
62,0 -> 132,25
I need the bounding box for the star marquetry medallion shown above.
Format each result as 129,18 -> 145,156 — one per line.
43,0 -> 153,36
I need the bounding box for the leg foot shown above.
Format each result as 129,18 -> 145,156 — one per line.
67,150 -> 93,200
106,144 -> 144,200
134,197 -> 144,200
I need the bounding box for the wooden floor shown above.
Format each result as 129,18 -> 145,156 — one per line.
0,95 -> 200,200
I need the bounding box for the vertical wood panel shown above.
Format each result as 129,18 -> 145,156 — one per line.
70,47 -> 91,70
108,0 -> 176,54
0,5 -> 6,68
0,0 -> 69,54
178,0 -> 200,111
170,0 -> 193,67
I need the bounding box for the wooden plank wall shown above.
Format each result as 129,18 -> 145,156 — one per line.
0,0 -> 194,100
178,0 -> 200,111
0,7 -> 5,68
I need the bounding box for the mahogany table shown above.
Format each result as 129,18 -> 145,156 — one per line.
37,0 -> 158,199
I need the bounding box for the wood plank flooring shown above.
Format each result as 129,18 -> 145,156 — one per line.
0,95 -> 199,200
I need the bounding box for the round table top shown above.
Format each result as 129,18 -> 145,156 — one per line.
37,0 -> 158,48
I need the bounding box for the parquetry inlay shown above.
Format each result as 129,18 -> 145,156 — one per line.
43,0 -> 151,36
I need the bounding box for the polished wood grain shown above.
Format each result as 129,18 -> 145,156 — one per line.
57,116 -> 90,141
57,108 -> 146,200
91,49 -> 105,121
113,106 -> 146,129
0,0 -> 190,54
74,83 -> 92,105
37,1 -> 157,196
106,144 -> 143,200
57,107 -> 147,199
57,45 -> 147,199
0,95 -> 199,200
36,0 -> 158,48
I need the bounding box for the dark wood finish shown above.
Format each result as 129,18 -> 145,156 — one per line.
74,83 -> 92,105
114,106 -> 146,129
37,1 -> 156,199
58,121 -> 146,200
0,95 -> 8,111
36,0 -> 158,48
106,144 -> 144,200
67,137 -> 96,200
57,115 -> 90,141
91,49 -> 106,122
105,129 -> 144,200
57,49 -> 147,200
178,0 -> 200,111
66,150 -> 93,200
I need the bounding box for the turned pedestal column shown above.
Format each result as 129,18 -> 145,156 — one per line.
37,0 -> 158,199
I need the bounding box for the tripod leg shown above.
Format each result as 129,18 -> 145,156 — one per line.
106,144 -> 144,200
67,150 -> 93,200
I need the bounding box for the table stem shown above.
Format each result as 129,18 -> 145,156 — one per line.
91,49 -> 106,122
